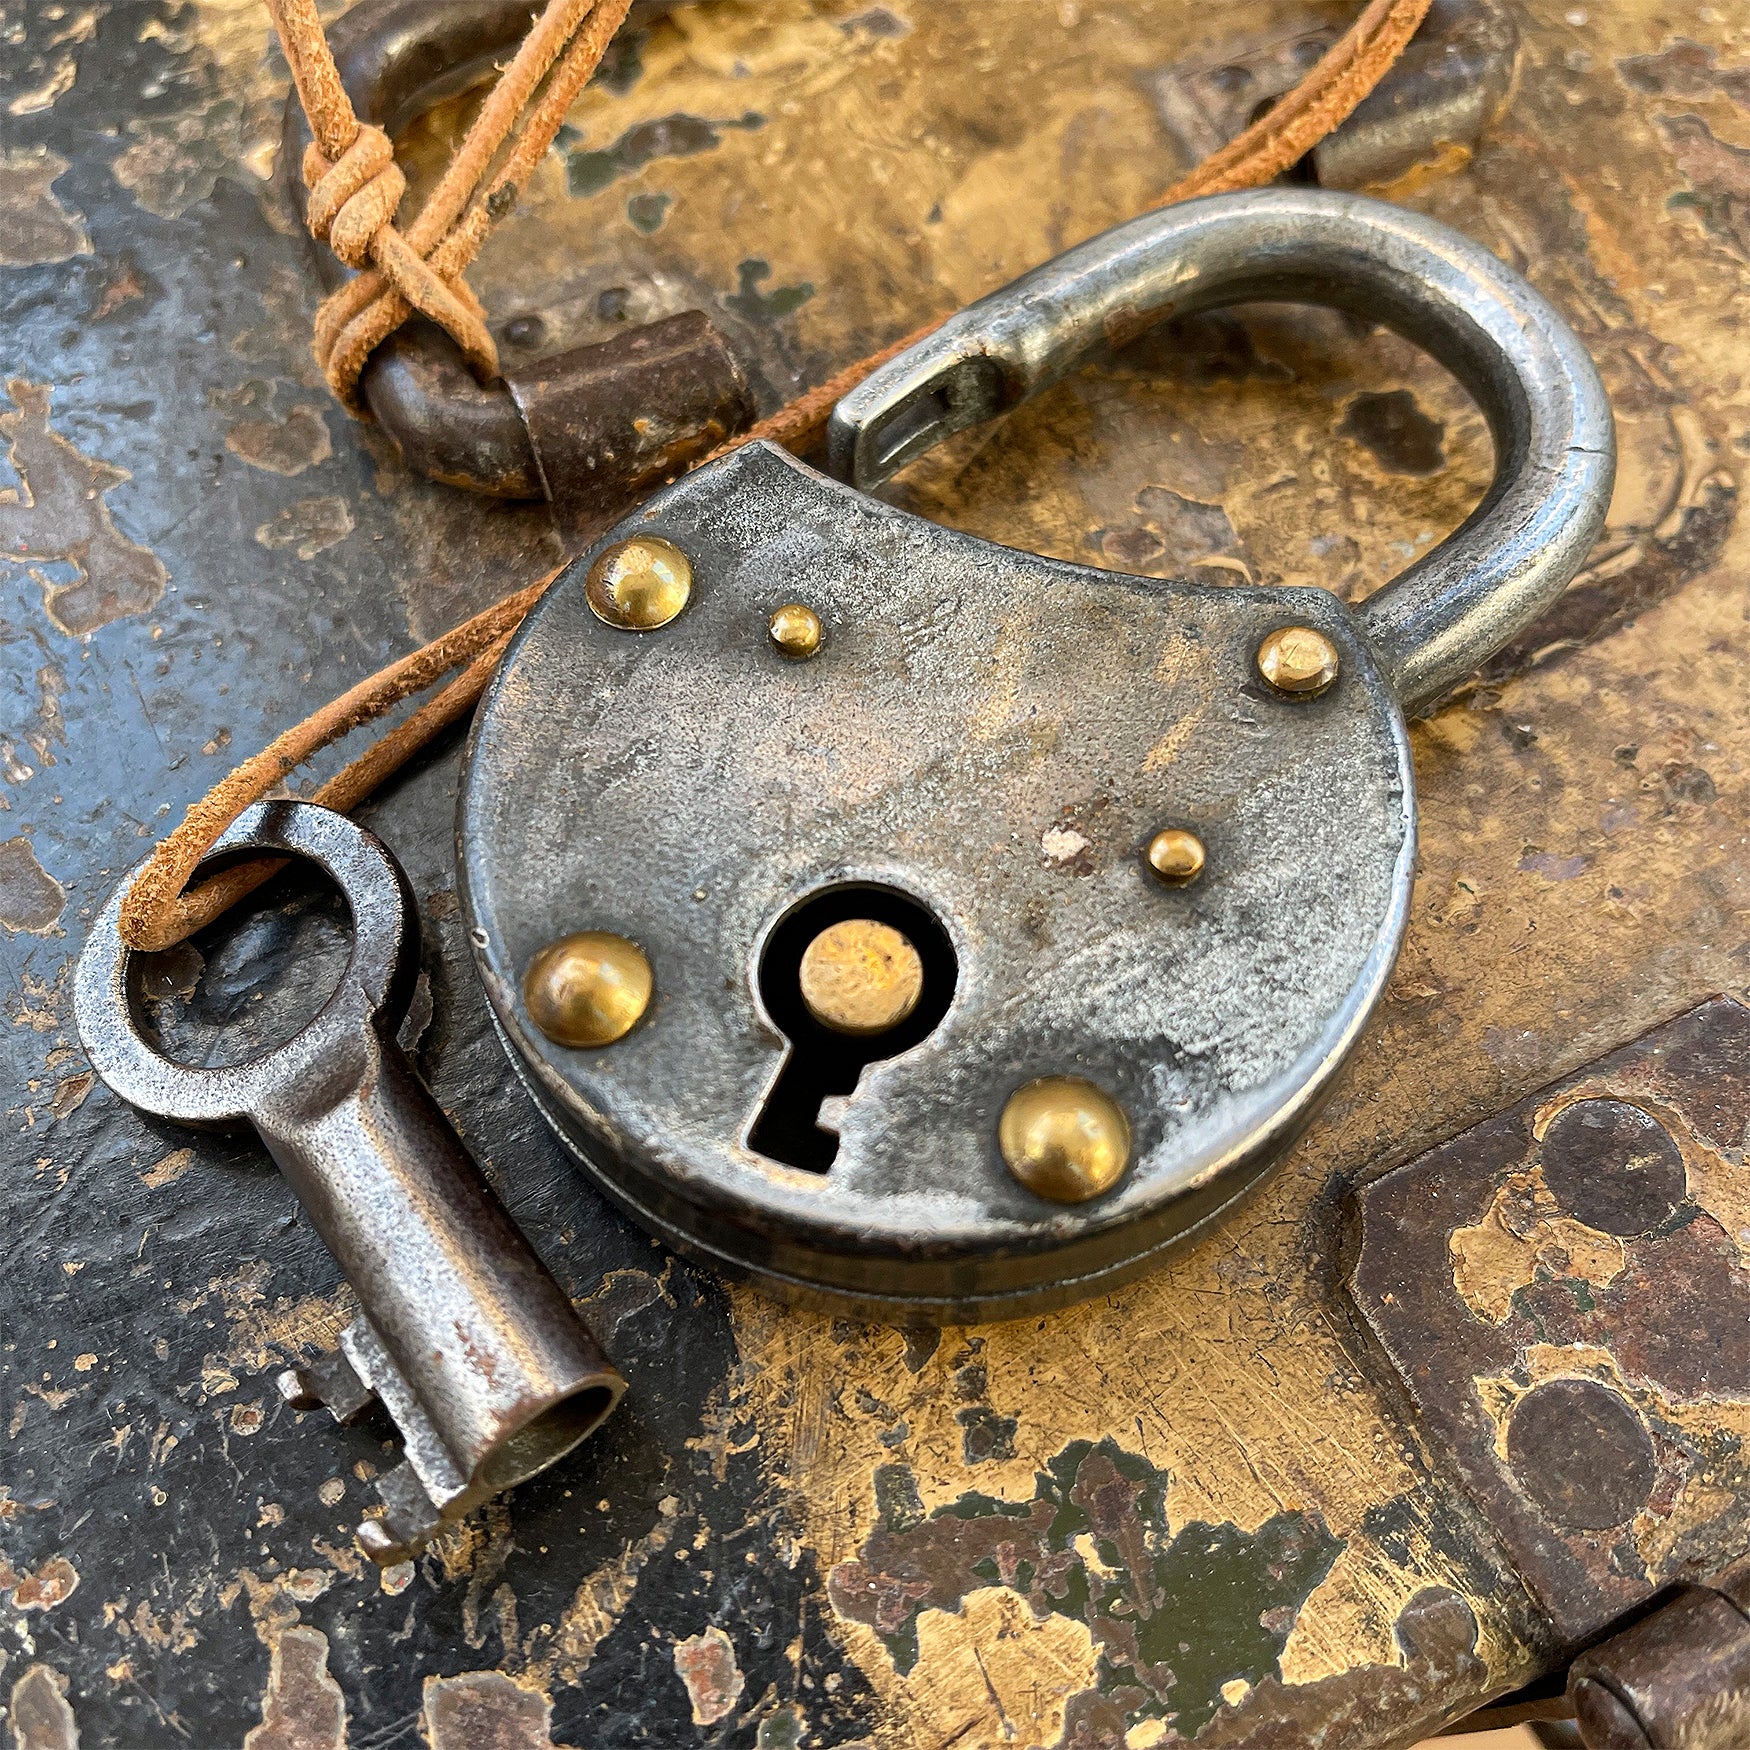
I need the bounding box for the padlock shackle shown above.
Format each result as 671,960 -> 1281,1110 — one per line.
827,189 -> 1616,715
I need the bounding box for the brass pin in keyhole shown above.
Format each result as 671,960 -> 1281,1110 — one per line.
798,919 -> 924,1036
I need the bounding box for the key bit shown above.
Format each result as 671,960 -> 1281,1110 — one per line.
75,800 -> 627,1561
276,1346 -> 374,1422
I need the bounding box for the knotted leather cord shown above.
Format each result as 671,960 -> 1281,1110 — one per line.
117,0 -> 1432,952
271,0 -> 638,412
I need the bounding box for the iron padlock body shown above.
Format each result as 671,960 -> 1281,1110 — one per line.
460,190 -> 1615,1322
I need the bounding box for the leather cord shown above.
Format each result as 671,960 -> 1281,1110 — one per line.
118,0 -> 1433,952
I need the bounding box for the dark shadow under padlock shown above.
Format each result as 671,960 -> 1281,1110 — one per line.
458,187 -> 1616,1323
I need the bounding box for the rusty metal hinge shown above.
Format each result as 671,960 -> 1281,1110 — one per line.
1565,1562 -> 1750,1749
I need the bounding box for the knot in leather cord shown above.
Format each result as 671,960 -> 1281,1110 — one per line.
302,125 -> 405,268
269,0 -> 636,413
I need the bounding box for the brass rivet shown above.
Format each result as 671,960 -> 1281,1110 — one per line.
1145,828 -> 1205,886
798,919 -> 923,1036
1257,624 -> 1339,697
768,603 -> 823,660
586,536 -> 692,630
999,1077 -> 1131,1203
524,932 -> 652,1047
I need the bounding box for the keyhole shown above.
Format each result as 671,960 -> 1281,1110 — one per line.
747,885 -> 957,1173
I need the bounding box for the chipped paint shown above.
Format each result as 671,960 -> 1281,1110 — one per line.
673,1624 -> 746,1727
215,1259 -> 351,1377
254,497 -> 355,561
1450,1166 -> 1627,1325
242,1625 -> 346,1750
1160,1589 -> 1487,1748
226,406 -> 332,477
8,1664 -> 79,1750
424,1671 -> 566,1750
525,1493 -> 680,1688
19,0 -> 1750,1741
828,1438 -> 1341,1739
0,839 -> 65,935
139,1147 -> 194,1189
0,380 -> 169,636
1354,1001 -> 1750,1643
109,0 -> 285,218
12,1554 -> 79,1611
0,149 -> 90,266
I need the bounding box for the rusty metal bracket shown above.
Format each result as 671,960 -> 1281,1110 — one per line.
278,0 -> 753,532
1151,0 -> 1521,193
1350,997 -> 1750,1653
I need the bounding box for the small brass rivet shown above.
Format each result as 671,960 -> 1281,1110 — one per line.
524,932 -> 652,1048
799,919 -> 923,1036
1257,625 -> 1339,697
1145,828 -> 1206,886
586,536 -> 692,630
768,603 -> 823,660
999,1077 -> 1131,1203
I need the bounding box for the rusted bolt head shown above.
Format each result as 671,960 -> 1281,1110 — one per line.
1257,625 -> 1340,697
999,1077 -> 1131,1203
524,931 -> 653,1048
586,536 -> 693,631
799,919 -> 923,1036
1145,828 -> 1206,886
768,603 -> 824,660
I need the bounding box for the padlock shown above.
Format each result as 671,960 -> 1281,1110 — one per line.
459,188 -> 1615,1323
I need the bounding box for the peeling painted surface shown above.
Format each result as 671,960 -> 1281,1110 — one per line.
0,839 -> 65,935
225,402 -> 332,477
424,1670 -> 567,1750
1353,1001 -> 1750,1644
6,0 -> 1750,1745
829,1439 -> 1341,1739
107,0 -> 287,218
0,381 -> 169,636
673,1624 -> 746,1726
0,149 -> 91,267
254,496 -> 355,560
8,1663 -> 79,1750
242,1625 -> 346,1750
12,1554 -> 80,1611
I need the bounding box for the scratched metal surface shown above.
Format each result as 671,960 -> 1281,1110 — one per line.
1,0 -> 1748,1746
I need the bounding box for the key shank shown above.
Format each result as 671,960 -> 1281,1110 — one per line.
254,1019 -> 621,1553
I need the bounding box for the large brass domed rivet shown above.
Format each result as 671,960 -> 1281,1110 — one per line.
585,536 -> 693,630
799,919 -> 923,1036
999,1077 -> 1131,1203
1145,828 -> 1206,886
1257,625 -> 1340,698
524,932 -> 653,1047
768,603 -> 823,660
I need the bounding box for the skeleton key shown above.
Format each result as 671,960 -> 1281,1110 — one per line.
75,800 -> 624,1561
